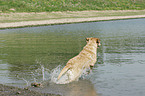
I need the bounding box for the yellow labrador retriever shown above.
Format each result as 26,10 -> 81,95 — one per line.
57,37 -> 100,84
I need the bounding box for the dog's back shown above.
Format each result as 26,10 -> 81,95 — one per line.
57,38 -> 100,84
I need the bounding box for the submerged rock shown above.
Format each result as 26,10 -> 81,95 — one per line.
31,82 -> 42,87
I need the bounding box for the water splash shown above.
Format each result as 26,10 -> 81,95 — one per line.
17,75 -> 30,86
50,65 -> 74,84
49,65 -> 92,84
16,63 -> 50,86
16,63 -> 92,86
41,65 -> 45,81
49,65 -> 63,83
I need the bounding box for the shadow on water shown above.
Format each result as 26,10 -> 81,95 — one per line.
29,79 -> 99,96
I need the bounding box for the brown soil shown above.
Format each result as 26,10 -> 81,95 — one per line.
0,84 -> 61,96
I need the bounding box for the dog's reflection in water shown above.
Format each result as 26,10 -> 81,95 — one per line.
63,80 -> 98,96
29,79 -> 99,96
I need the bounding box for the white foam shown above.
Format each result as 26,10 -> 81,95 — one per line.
48,65 -> 72,84
49,65 -> 91,84
49,65 -> 63,83
17,64 -> 92,86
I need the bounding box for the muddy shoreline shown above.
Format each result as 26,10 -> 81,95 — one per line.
0,15 -> 145,29
0,84 -> 61,96
1,10 -> 145,29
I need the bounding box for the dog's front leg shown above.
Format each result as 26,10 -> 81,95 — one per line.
90,65 -> 94,70
89,65 -> 94,74
86,65 -> 94,74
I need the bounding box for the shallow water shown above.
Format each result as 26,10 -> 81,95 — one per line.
0,18 -> 145,96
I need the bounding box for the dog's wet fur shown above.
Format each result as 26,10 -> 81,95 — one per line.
57,37 -> 100,84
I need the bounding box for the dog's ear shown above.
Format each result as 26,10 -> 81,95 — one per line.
96,38 -> 100,43
86,38 -> 89,41
96,38 -> 101,46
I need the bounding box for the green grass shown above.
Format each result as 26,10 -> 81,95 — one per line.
0,0 -> 145,12
1,10 -> 145,23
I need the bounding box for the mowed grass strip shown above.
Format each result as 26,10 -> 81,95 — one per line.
1,10 -> 145,23
0,0 -> 145,12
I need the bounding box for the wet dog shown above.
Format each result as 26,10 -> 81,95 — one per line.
57,37 -> 100,84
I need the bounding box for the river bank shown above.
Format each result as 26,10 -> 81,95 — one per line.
1,10 -> 145,29
0,84 -> 61,96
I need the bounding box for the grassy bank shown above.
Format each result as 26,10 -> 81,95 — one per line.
0,10 -> 145,28
1,0 -> 145,12
1,10 -> 145,23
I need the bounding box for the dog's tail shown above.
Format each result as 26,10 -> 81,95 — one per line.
57,66 -> 70,80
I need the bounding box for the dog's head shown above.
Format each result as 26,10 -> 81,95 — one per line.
86,37 -> 101,47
